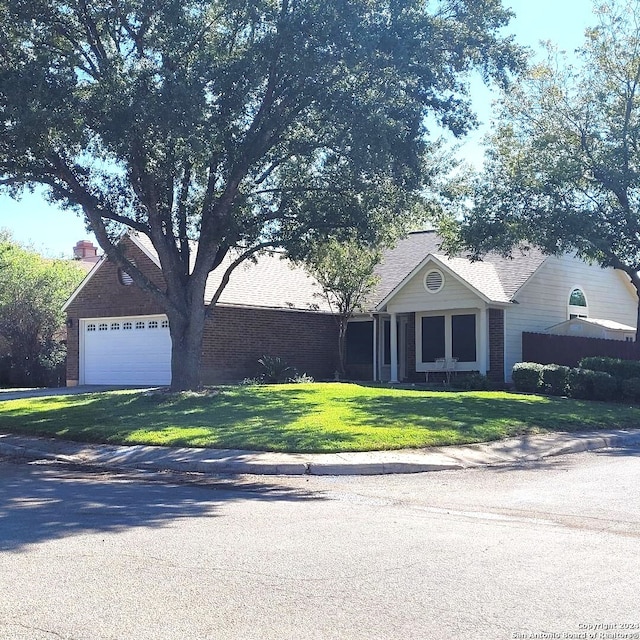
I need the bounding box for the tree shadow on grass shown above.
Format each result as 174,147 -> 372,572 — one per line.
0,387 -> 365,452
337,392 -> 640,445
0,458 -> 325,552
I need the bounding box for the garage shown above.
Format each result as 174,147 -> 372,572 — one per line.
80,315 -> 172,386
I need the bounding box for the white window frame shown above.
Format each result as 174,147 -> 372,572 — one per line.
568,286 -> 588,319
415,309 -> 480,372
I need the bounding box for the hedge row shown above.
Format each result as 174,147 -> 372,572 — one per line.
511,362 -> 632,402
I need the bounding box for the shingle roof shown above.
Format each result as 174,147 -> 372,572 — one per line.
130,230 -> 546,313
131,234 -> 331,312
371,230 -> 547,308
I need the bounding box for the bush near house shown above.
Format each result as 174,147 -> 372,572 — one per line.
513,359 -> 627,402
512,362 -> 544,393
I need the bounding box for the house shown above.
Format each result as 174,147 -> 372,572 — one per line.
347,231 -> 638,383
63,234 -> 338,386
63,230 -> 638,387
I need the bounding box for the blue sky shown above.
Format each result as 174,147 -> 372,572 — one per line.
0,0 -> 593,257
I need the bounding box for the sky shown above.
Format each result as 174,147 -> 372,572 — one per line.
0,0 -> 594,258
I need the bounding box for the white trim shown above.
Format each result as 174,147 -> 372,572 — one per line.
424,268 -> 444,293
503,309 -> 508,383
567,285 -> 589,319
62,256 -> 106,312
376,254 -> 503,311
415,309 -> 482,373
478,307 -> 488,375
372,315 -> 378,382
390,312 -> 399,383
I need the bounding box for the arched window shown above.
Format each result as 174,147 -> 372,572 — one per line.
568,288 -> 588,319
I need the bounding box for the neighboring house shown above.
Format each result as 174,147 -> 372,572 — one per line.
543,318 -> 636,342
63,230 -> 638,386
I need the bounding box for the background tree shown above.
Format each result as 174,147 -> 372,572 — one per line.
0,232 -> 85,386
446,0 -> 640,337
0,0 -> 523,390
302,238 -> 380,378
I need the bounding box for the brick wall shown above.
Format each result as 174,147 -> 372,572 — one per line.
488,308 -> 505,382
65,239 -> 339,384
202,306 -> 339,383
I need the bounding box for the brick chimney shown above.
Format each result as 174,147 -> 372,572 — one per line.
73,240 -> 99,262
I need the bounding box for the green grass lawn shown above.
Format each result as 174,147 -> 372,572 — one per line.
1,382 -> 639,453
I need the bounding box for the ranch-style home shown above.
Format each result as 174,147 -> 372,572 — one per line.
63,231 -> 638,387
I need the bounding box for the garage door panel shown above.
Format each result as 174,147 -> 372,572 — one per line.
82,316 -> 171,385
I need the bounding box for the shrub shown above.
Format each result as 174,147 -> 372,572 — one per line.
289,373 -> 315,384
579,356 -> 640,381
511,362 -> 544,393
257,355 -> 297,383
451,372 -> 489,391
542,364 -> 570,396
591,371 -> 618,401
567,368 -> 592,400
621,377 -> 640,402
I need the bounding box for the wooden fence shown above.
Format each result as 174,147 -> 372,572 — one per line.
522,332 -> 640,367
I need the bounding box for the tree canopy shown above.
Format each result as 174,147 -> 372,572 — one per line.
447,0 -> 640,331
0,0 -> 524,389
0,232 -> 85,386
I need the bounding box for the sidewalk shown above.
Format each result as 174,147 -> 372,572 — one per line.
2,429 -> 640,476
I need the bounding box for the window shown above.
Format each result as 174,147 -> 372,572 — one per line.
346,322 -> 373,365
87,323 -> 96,332
161,319 -> 169,328
98,323 -> 108,331
135,321 -> 145,329
451,314 -> 476,362
148,320 -> 158,329
123,322 -> 133,330
568,288 -> 588,319
421,316 -> 446,362
424,269 -> 444,294
383,319 -> 391,365
418,312 -> 478,368
118,260 -> 136,286
111,323 -> 120,330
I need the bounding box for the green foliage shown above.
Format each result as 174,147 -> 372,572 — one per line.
511,362 -> 544,393
541,364 -> 570,396
566,368 -> 617,402
2,384 -> 640,452
0,232 -> 84,386
621,377 -> 640,402
444,0 -> 640,322
257,355 -> 297,384
301,238 -> 381,376
0,0 -> 524,390
450,372 -> 489,391
579,356 -> 640,380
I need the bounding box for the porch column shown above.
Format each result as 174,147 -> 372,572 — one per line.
478,307 -> 488,375
390,312 -> 399,383
372,315 -> 378,382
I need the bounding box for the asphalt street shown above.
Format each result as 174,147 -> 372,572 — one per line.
1,447 -> 639,640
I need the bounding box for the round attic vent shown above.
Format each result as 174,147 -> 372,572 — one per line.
424,269 -> 444,293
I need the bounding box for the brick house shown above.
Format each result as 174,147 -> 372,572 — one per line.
63,230 -> 638,386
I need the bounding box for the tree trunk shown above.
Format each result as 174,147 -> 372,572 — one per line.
167,305 -> 207,391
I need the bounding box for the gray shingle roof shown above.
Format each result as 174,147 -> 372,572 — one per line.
371,230 -> 547,308
131,230 -> 546,313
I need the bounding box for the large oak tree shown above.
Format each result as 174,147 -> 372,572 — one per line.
448,0 -> 640,337
0,0 -> 522,389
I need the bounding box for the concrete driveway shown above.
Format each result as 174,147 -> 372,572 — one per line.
0,385 -> 147,401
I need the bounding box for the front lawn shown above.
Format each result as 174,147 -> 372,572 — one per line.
0,382 -> 639,453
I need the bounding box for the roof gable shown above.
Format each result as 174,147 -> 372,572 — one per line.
371,230 -> 547,309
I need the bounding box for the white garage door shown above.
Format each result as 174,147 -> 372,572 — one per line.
81,315 -> 172,386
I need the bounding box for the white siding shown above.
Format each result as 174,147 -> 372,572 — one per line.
505,256 -> 637,379
387,261 -> 485,313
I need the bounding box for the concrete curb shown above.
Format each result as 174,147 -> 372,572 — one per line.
2,429 -> 640,476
